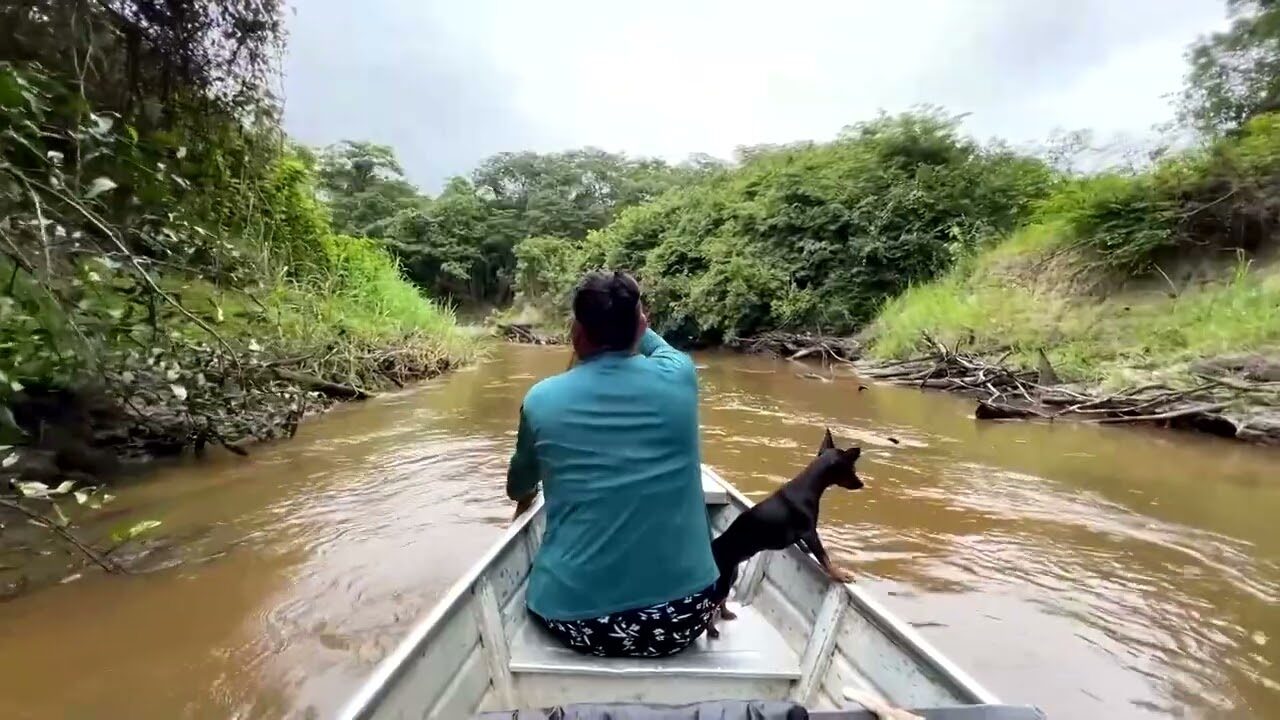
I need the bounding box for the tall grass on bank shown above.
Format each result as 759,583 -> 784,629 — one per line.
188,233 -> 480,386
866,247 -> 1280,389
306,234 -> 475,356
865,112 -> 1280,390
0,59 -> 478,469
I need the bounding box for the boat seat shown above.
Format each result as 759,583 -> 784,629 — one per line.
700,467 -> 729,505
508,604 -> 800,680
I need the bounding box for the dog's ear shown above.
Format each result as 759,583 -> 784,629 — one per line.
841,446 -> 861,464
818,428 -> 836,455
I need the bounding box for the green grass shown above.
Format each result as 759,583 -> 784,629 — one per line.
865,237 -> 1280,390
190,235 -> 482,381
294,235 -> 476,357
70,233 -> 481,390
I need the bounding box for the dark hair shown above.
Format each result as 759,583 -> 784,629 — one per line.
573,271 -> 642,351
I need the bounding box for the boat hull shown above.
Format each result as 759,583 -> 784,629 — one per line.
340,467 -> 998,719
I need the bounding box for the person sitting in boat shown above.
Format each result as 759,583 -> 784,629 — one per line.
506,270 -> 721,658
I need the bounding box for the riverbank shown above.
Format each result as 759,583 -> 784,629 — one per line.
855,213 -> 1280,442
0,282 -> 480,588
1,312 -> 479,595
486,304 -> 568,345
487,299 -> 1280,443
0,61 -> 479,577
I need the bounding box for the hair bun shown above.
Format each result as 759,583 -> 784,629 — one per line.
609,271 -> 638,302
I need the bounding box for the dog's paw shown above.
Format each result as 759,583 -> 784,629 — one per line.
830,568 -> 856,584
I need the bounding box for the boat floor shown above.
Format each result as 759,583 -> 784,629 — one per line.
509,604 -> 801,680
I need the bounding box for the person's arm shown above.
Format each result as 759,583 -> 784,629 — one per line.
506,408 -> 540,521
637,328 -> 694,378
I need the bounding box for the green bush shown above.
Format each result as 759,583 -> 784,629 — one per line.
544,110 -> 1053,342
1029,112 -> 1280,278
864,114 -> 1280,387
0,60 -> 474,450
512,235 -> 584,308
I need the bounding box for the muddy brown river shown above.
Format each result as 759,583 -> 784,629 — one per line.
1,344 -> 1278,719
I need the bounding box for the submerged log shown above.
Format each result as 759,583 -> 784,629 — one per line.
1092,401 -> 1231,424
273,369 -> 372,400
975,400 -> 1035,420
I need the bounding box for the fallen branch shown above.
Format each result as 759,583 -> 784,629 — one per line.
273,369 -> 373,400
1092,402 -> 1231,424
0,498 -> 121,574
730,331 -> 861,362
498,323 -> 564,345
788,346 -> 823,361
854,334 -> 1277,441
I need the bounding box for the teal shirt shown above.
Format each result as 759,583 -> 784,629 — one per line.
507,330 -> 717,621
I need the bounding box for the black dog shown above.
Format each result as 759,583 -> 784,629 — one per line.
707,429 -> 864,637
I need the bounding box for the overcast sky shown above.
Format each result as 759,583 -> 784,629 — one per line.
283,0 -> 1228,191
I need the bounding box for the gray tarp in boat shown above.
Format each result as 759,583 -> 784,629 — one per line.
477,700 -> 1047,719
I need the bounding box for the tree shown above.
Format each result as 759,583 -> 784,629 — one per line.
472,148 -> 696,240
0,1 -> 284,122
315,141 -> 424,237
312,145 -> 701,306
551,111 -> 1055,341
1182,0 -> 1280,134
386,178 -> 519,302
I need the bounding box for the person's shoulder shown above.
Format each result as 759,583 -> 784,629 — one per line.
635,347 -> 697,384
522,370 -> 576,412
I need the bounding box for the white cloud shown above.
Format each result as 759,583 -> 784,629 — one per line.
283,0 -> 1229,189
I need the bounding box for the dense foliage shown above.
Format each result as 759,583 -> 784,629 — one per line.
511,112 -> 1053,343
0,3 -> 471,470
492,0 -> 1280,349
1025,112 -> 1280,278
1,0 -> 284,118
314,141 -> 425,239
1182,0 -> 1280,134
311,144 -> 705,306
864,0 -> 1280,387
864,112 -> 1280,389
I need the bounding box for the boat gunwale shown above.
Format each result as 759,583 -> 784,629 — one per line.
710,472 -> 1000,706
337,495 -> 546,720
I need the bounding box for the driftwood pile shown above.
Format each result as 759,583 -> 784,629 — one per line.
857,334 -> 1280,443
728,331 -> 862,364
498,323 -> 565,345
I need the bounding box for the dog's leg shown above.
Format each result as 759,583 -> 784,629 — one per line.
707,562 -> 740,638
801,530 -> 855,583
711,559 -> 740,624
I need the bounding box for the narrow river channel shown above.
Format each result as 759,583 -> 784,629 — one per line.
1,344 -> 1277,719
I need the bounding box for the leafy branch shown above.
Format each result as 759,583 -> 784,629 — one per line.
0,497 -> 120,573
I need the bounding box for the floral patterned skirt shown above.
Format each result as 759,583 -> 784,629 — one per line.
531,582 -> 723,658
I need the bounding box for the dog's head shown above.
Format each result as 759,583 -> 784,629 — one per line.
816,428 -> 864,490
